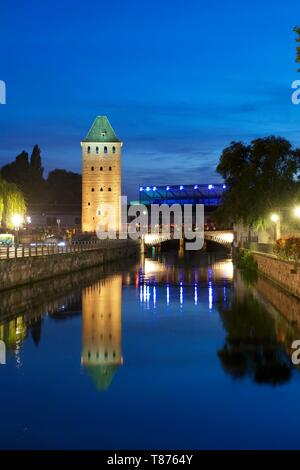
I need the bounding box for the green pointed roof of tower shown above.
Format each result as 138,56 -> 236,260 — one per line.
85,364 -> 119,391
82,116 -> 120,143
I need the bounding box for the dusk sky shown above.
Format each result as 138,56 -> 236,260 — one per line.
1,0 -> 300,197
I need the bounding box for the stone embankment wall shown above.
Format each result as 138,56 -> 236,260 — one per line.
0,240 -> 139,291
252,251 -> 300,299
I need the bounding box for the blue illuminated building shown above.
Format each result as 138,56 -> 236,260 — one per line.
139,184 -> 226,207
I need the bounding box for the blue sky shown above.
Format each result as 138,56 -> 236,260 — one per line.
0,0 -> 300,197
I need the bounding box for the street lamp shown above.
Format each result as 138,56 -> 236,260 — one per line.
293,207 -> 300,218
270,213 -> 280,240
11,214 -> 23,247
11,214 -> 22,230
270,213 -> 279,223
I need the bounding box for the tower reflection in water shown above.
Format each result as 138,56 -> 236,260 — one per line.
81,274 -> 123,391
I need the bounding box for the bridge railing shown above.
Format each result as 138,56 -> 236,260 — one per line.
0,239 -> 134,260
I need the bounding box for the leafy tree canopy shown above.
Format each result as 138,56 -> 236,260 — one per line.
215,136 -> 300,226
294,26 -> 300,72
0,146 -> 81,208
0,178 -> 26,228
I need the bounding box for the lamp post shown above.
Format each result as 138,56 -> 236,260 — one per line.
11,214 -> 22,247
270,213 -> 281,241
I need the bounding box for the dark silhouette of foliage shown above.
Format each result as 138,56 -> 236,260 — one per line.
47,169 -> 81,205
218,293 -> 293,386
294,26 -> 300,72
1,146 -> 81,208
215,136 -> 300,226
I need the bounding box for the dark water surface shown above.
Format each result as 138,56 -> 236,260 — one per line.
1,251 -> 300,450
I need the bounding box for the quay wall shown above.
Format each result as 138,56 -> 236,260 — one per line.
0,240 -> 139,291
251,251 -> 300,299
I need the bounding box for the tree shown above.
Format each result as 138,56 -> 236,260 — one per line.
47,169 -> 82,205
294,26 -> 300,72
0,178 -> 26,228
1,145 -> 46,204
30,145 -> 43,179
215,136 -> 300,226
1,150 -> 30,191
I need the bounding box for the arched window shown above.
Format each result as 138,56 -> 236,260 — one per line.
96,146 -> 99,154
88,202 -> 90,206
87,146 -> 91,154
104,146 -> 108,154
91,188 -> 94,192
100,187 -> 103,192
91,166 -> 94,171
109,166 -> 112,171
112,146 -> 116,154
100,166 -> 103,171
108,187 -> 111,192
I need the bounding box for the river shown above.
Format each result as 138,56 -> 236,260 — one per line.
0,250 -> 300,449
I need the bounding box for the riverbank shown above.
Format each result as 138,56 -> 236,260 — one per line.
239,249 -> 300,300
0,240 -> 139,291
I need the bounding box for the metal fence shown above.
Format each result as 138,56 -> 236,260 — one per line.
0,239 -> 134,260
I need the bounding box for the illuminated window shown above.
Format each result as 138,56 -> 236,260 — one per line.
104,146 -> 108,154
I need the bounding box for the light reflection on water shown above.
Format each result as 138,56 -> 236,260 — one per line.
1,252 -> 300,449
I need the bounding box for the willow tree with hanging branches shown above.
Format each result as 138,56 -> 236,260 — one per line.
0,178 -> 26,228
294,26 -> 300,71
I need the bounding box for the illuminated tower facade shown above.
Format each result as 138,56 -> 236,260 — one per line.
81,116 -> 122,232
81,275 -> 123,390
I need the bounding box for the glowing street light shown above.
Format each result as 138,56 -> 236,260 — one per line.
293,206 -> 300,218
270,213 -> 280,240
11,214 -> 22,230
270,213 -> 280,223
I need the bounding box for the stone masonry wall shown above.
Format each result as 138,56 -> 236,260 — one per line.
0,240 -> 139,291
252,251 -> 300,299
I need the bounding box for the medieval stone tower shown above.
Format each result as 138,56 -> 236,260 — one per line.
81,275 -> 123,390
81,116 -> 122,232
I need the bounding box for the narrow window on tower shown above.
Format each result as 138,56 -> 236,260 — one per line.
109,166 -> 112,171
112,146 -> 116,154
88,202 -> 90,206
108,187 -> 111,192
96,146 -> 99,154
100,166 -> 103,171
104,146 -> 108,154
91,188 -> 94,192
91,166 -> 94,171
100,187 -> 103,192
87,146 -> 91,154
